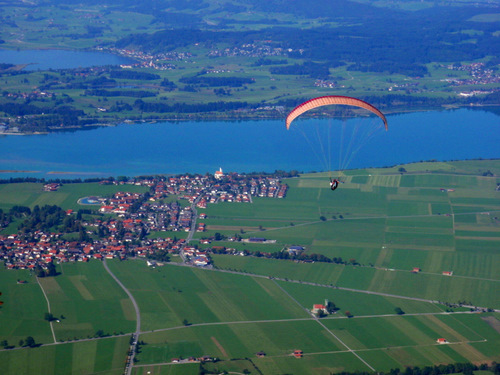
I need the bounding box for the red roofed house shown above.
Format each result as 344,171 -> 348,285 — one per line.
436,338 -> 448,344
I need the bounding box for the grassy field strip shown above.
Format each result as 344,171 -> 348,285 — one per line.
259,336 -> 488,358
133,310 -> 480,335
242,210 -> 500,237
206,266 -> 499,311
0,336 -> 131,375
36,276 -> 57,344
271,278 -> 377,372
352,339 -> 487,353
139,317 -> 317,334
416,270 -> 500,283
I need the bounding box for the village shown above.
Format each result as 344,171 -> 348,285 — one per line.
0,170 -> 288,273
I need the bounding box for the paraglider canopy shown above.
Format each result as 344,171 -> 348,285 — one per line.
286,95 -> 388,130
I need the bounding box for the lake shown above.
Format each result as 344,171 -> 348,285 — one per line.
1,108 -> 499,179
0,49 -> 135,70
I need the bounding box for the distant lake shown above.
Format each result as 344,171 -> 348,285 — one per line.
0,108 -> 499,179
0,49 -> 135,70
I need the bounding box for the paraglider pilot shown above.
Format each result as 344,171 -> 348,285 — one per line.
330,178 -> 340,191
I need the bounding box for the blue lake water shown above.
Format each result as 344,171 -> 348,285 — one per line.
0,49 -> 135,70
1,108 -> 499,179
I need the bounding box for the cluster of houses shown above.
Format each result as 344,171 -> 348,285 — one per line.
182,246 -> 210,267
95,172 -> 287,233
442,62 -> 499,91
0,231 -> 191,271
1,171 -> 290,271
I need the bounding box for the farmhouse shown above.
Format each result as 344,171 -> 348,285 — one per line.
312,303 -> 327,315
293,350 -> 303,358
287,245 -> 304,255
43,183 -> 61,191
311,299 -> 333,316
436,338 -> 448,344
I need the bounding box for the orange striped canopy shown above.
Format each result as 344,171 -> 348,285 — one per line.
286,95 -> 388,130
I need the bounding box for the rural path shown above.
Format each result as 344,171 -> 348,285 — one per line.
36,277 -> 57,344
103,259 -> 140,375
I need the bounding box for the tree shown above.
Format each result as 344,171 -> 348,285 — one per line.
24,336 -> 36,347
95,329 -> 104,337
317,309 -> 327,318
394,307 -> 405,315
326,301 -> 337,313
46,261 -> 57,277
44,312 -> 55,321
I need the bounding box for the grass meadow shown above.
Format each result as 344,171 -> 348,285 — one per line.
0,266 -> 53,345
106,260 -> 309,331
130,263 -> 500,373
40,261 -> 136,341
206,161 -> 499,310
0,336 -> 130,375
216,254 -> 499,309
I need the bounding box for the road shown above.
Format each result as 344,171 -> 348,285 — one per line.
103,259 -> 141,375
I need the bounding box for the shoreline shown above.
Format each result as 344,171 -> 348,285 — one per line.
1,104 -> 498,136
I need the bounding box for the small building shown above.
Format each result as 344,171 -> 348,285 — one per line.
249,237 -> 266,243
256,351 -> 266,358
293,350 -> 303,358
442,271 -> 453,276
287,245 -> 304,255
412,267 -> 421,273
436,338 -> 448,344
